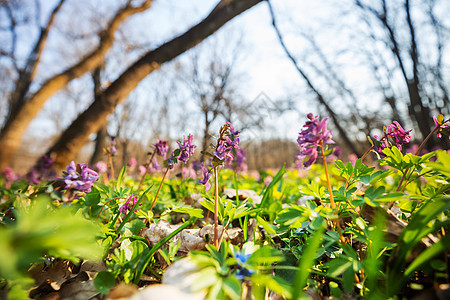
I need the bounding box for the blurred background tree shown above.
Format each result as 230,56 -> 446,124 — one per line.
0,0 -> 448,173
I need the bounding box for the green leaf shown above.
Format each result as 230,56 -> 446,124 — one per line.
259,164 -> 286,209
199,197 -> 215,213
94,271 -> 116,295
291,220 -> 325,300
275,205 -> 310,228
133,217 -> 197,284
257,216 -> 277,235
386,196 -> 450,296
403,233 -> 450,280
222,276 -> 242,299
116,166 -> 127,190
173,206 -> 204,218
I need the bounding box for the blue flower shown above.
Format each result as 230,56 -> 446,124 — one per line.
235,252 -> 254,281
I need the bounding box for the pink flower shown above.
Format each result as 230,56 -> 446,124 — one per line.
119,194 -> 140,214
433,115 -> 450,139
128,157 -> 137,168
373,121 -> 412,155
94,161 -> 108,174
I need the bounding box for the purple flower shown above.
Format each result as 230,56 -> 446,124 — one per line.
373,121 -> 412,155
40,155 -> 54,171
192,160 -> 203,172
106,138 -> 117,156
433,115 -> 450,139
119,194 -> 140,214
154,140 -> 169,158
58,161 -> 99,195
26,169 -> 40,185
333,146 -> 342,157
151,157 -> 161,171
198,162 -> 212,191
213,123 -> 241,164
2,167 -> 19,186
226,121 -> 240,137
25,155 -> 56,184
177,134 -> 196,164
232,148 -> 248,172
296,113 -> 334,168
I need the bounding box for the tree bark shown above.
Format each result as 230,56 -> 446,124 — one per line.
8,0 -> 65,121
45,0 -> 264,171
89,65 -> 108,165
0,0 -> 152,170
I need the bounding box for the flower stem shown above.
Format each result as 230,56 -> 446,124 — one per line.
138,152 -> 156,190
149,167 -> 169,211
108,154 -> 115,180
320,141 -> 336,209
320,141 -> 346,244
213,166 -> 219,249
344,145 -> 374,190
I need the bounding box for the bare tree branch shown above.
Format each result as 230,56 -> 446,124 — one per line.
267,0 -> 362,156
0,0 -> 153,170
44,0 -> 264,170
8,0 -> 65,120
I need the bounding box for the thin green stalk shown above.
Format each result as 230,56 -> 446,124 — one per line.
133,217 -> 197,284
149,167 -> 170,211
213,166 -> 219,248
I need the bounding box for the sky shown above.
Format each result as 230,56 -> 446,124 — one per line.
9,0 -> 450,153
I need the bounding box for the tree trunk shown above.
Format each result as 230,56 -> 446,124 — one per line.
89,65 -> 107,165
90,126 -> 108,165
0,0 -> 152,170
7,0 -> 65,123
44,0 -> 264,171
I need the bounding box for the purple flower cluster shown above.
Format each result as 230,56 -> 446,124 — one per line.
213,122 -> 240,163
296,113 -> 334,168
167,134 -> 196,169
119,194 -> 140,214
105,138 -> 117,156
198,162 -> 212,191
177,134 -> 197,164
154,140 -> 169,158
373,121 -> 412,155
59,161 -> 99,194
433,115 -> 450,139
226,147 -> 247,172
198,122 -> 241,190
26,155 -> 55,184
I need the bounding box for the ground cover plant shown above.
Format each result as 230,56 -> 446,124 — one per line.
0,116 -> 449,300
